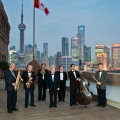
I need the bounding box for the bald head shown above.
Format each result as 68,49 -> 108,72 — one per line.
51,67 -> 56,74
9,63 -> 15,70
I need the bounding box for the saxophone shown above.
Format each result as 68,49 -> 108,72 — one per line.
26,72 -> 33,88
14,69 -> 23,91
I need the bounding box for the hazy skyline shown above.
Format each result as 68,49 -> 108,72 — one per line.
2,0 -> 120,59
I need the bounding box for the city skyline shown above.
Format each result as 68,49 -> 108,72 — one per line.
2,0 -> 120,59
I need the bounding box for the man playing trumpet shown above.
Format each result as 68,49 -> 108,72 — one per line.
37,63 -> 49,101
22,65 -> 36,108
95,63 -> 108,108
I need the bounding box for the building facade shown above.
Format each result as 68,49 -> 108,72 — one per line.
112,43 -> 120,69
71,37 -> 79,65
62,56 -> 72,71
49,56 -> 54,67
55,51 -> 62,70
8,46 -> 18,65
84,45 -> 91,62
0,0 -> 10,62
77,25 -> 85,62
62,37 -> 69,56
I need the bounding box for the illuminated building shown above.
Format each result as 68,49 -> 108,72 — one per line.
8,46 -> 18,65
18,0 -> 26,68
112,43 -> 120,69
71,37 -> 79,66
84,45 -> 91,62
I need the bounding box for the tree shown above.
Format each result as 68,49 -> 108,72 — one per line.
0,61 -> 9,78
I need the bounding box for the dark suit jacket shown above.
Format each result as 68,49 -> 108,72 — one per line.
95,70 -> 108,89
68,70 -> 80,89
22,71 -> 36,89
37,69 -> 49,84
57,71 -> 67,83
47,73 -> 60,92
4,69 -> 17,91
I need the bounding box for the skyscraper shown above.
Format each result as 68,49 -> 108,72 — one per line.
112,43 -> 120,69
8,46 -> 18,65
95,44 -> 107,70
49,56 -> 54,67
43,43 -> 48,56
55,51 -> 62,70
77,25 -> 85,62
18,0 -> 26,68
62,37 -> 69,56
104,46 -> 110,67
71,37 -> 79,65
84,45 -> 91,62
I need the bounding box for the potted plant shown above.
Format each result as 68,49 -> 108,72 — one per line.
0,61 -> 9,89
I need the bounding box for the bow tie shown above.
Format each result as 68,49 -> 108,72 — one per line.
60,72 -> 63,73
72,71 -> 75,72
28,71 -> 32,73
99,71 -> 103,72
51,74 -> 54,75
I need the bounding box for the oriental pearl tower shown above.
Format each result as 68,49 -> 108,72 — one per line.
18,0 -> 26,68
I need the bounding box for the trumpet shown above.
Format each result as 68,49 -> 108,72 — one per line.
26,72 -> 33,88
40,69 -> 46,74
14,69 -> 23,91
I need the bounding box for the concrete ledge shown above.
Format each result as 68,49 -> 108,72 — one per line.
0,79 -> 5,89
107,99 -> 120,109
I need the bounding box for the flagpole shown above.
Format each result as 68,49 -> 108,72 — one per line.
33,2 -> 35,62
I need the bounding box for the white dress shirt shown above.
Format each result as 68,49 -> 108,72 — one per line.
28,72 -> 31,78
60,71 -> 63,80
52,74 -> 54,82
99,71 -> 102,79
72,70 -> 77,78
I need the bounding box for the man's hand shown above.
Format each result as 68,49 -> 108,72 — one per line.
97,82 -> 101,85
26,82 -> 29,86
12,83 -> 16,86
29,77 -> 33,80
77,78 -> 81,81
57,88 -> 60,91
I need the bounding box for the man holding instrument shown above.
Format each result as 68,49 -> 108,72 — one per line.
95,63 -> 108,108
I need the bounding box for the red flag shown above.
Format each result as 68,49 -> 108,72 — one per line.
34,0 -> 41,8
34,0 -> 50,15
44,7 -> 49,15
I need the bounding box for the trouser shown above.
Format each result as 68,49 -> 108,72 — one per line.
49,86 -> 57,106
97,87 -> 106,106
38,80 -> 46,100
70,87 -> 77,104
25,88 -> 34,106
7,90 -> 17,110
58,81 -> 66,101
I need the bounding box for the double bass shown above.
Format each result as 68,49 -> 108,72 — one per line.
76,72 -> 93,107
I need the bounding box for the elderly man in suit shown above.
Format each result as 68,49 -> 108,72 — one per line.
68,64 -> 81,106
22,65 -> 36,108
47,67 -> 60,108
95,63 -> 108,108
4,63 -> 19,113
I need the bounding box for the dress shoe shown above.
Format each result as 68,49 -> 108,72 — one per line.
102,106 -> 106,108
73,103 -> 77,105
70,103 -> 73,106
25,106 -> 28,108
54,105 -> 57,108
95,104 -> 101,107
49,105 -> 52,108
30,104 -> 36,107
12,108 -> 19,111
8,110 -> 12,113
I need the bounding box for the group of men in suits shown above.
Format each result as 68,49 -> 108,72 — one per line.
4,62 -> 107,113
